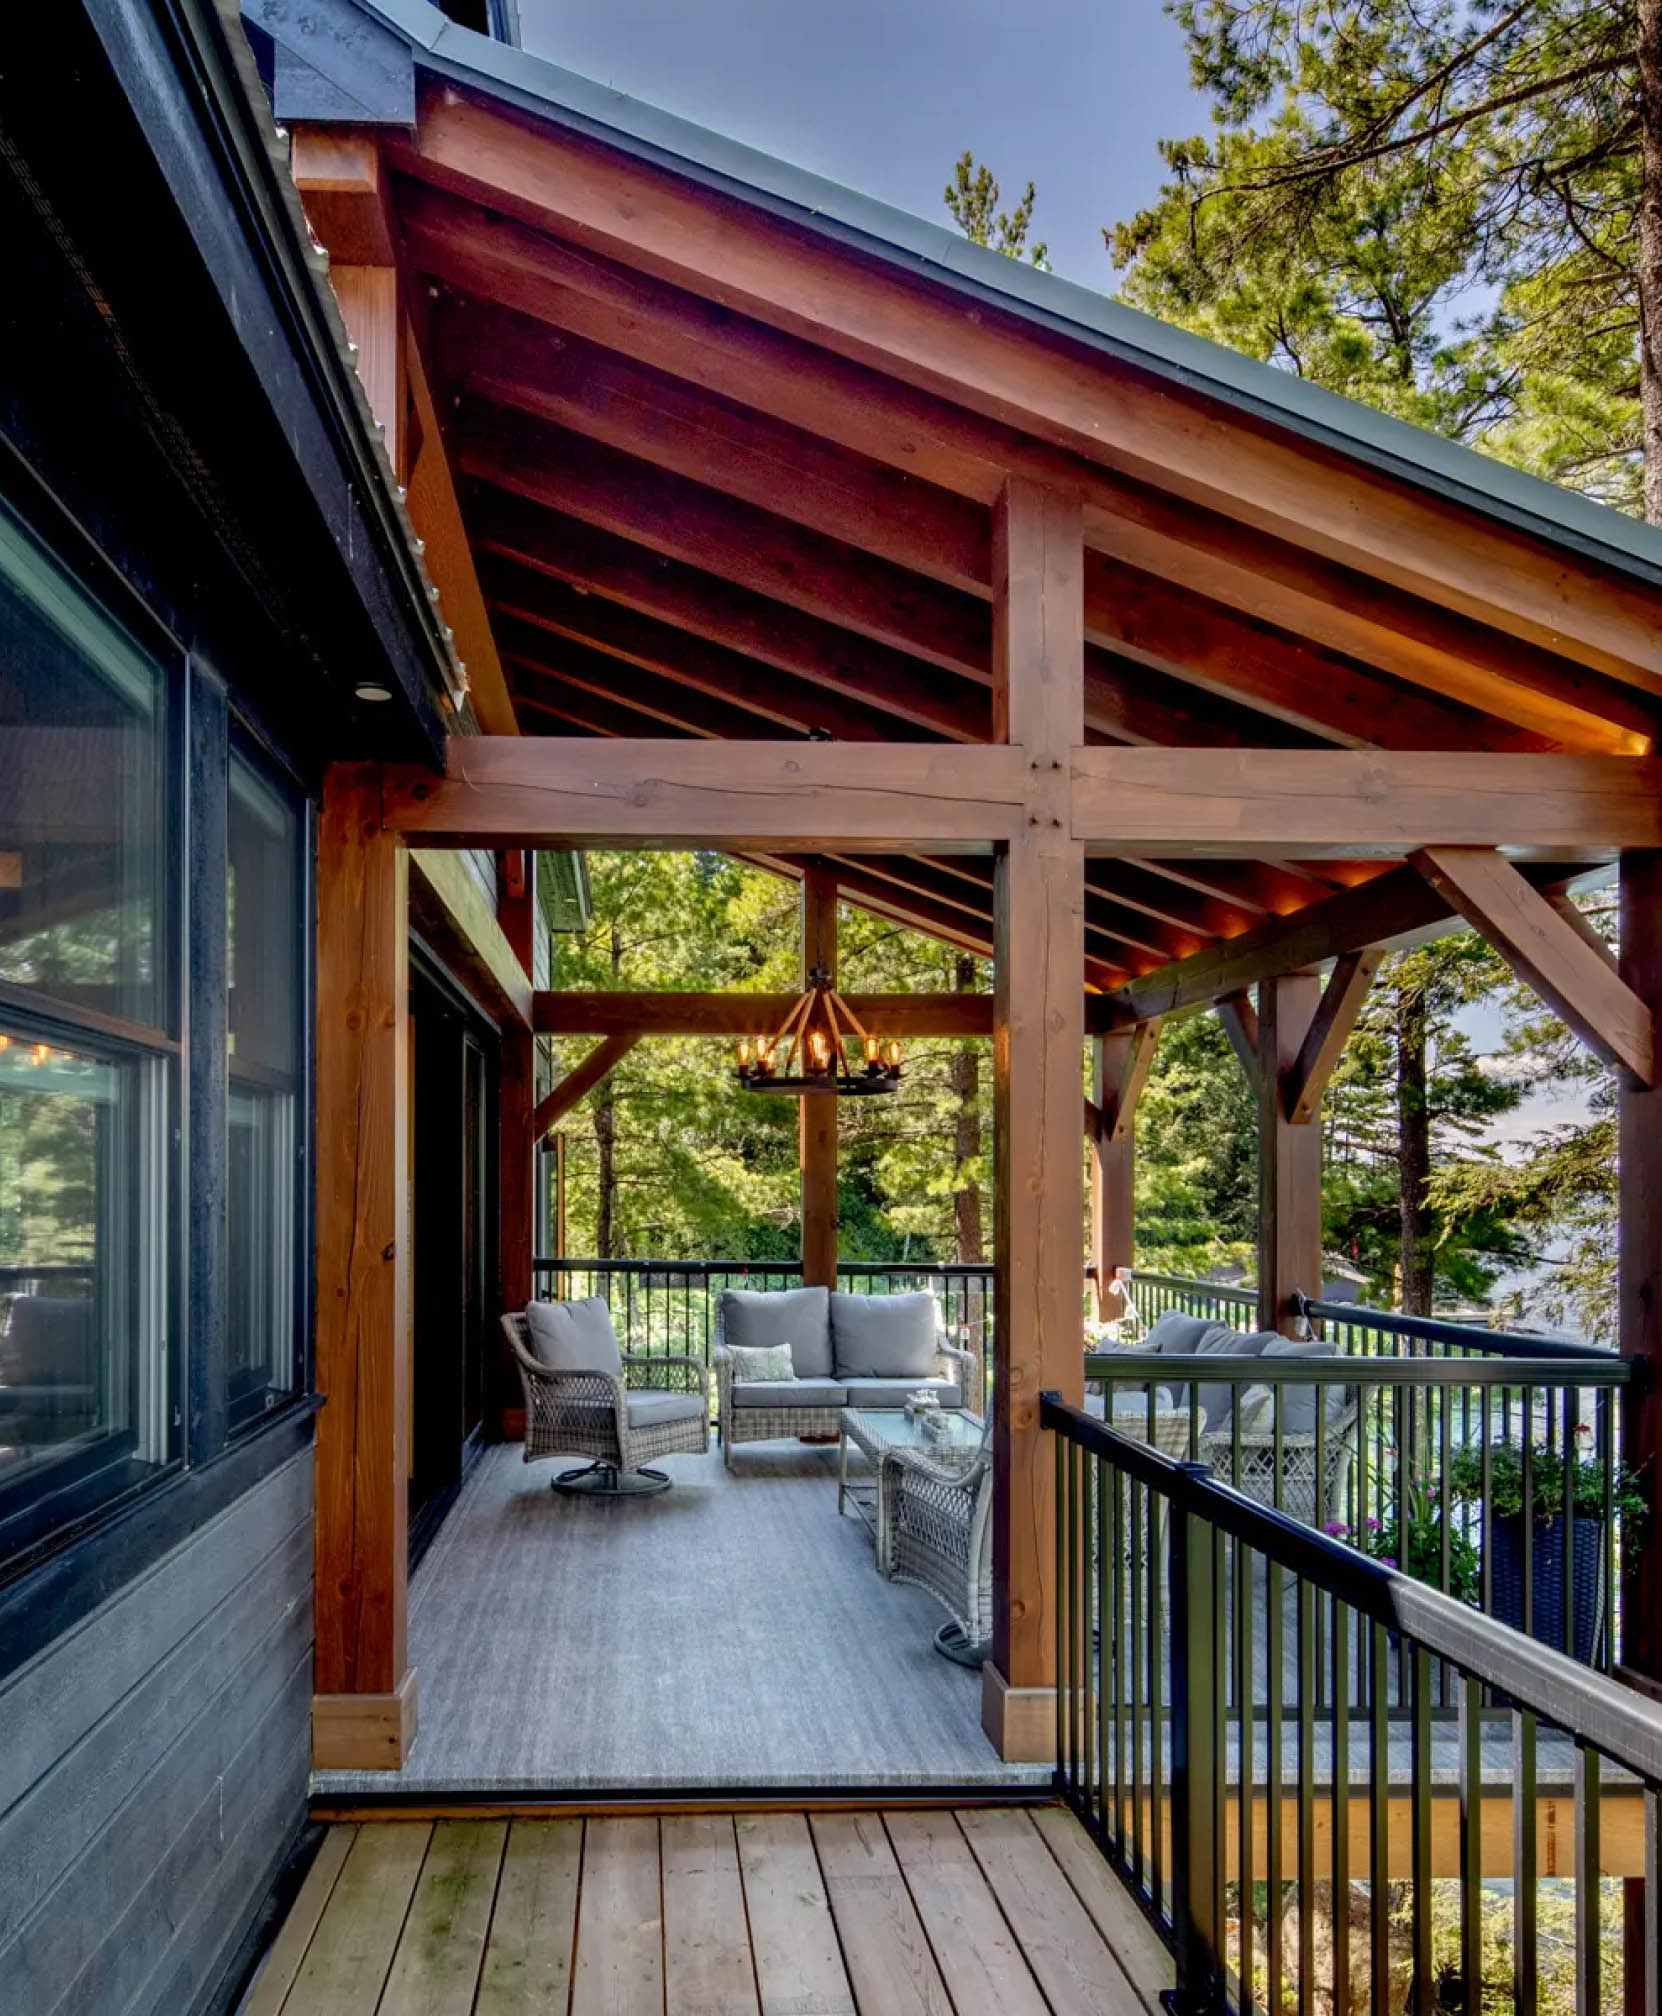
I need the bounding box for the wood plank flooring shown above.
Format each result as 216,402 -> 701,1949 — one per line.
242,1807 -> 1171,2015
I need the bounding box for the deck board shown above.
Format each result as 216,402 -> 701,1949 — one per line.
471,1819 -> 582,2015
243,1807 -> 1159,2014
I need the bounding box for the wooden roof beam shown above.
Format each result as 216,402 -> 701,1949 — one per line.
532,1033 -> 639,1136
394,96 -> 1662,700
484,558 -> 944,743
1285,950 -> 1382,1121
381,738 -> 1029,850
471,494 -> 989,740
1071,750 -> 1662,857
395,177 -> 1652,752
532,990 -> 997,1038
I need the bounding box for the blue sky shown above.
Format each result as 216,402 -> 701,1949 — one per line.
516,0 -> 1207,289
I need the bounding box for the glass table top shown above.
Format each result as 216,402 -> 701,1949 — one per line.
841,1407 -> 986,1451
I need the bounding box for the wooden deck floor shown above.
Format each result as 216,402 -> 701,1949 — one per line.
241,1805 -> 1172,2015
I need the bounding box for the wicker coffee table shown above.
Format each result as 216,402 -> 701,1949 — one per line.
837,1406 -> 984,1561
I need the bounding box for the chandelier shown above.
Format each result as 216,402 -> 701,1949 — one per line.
735,968 -> 902,1095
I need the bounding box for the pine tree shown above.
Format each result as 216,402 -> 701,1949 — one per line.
1111,1 -> 1655,517
945,152 -> 1051,269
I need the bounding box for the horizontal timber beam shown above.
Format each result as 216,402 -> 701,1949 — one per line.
381,739 -> 1028,849
1071,751 -> 1662,856
532,991 -> 996,1037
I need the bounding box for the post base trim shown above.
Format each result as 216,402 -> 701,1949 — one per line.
981,1662 -> 1056,1763
314,1668 -> 419,1771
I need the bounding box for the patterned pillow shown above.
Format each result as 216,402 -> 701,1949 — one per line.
727,1341 -> 797,1383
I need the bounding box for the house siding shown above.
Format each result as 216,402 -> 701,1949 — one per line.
0,1448 -> 314,2016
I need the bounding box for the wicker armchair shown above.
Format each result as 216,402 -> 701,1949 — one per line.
1200,1395 -> 1359,1527
501,1313 -> 710,1496
876,1426 -> 993,1666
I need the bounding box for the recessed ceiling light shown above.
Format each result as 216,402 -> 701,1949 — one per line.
354,682 -> 394,703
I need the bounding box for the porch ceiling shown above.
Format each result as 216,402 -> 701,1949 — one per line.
318,59 -> 1662,1009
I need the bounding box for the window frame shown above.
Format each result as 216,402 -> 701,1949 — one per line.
0,479 -> 317,1596
223,720 -> 312,1438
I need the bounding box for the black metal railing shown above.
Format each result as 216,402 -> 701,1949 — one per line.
1086,1346 -> 1633,1674
1046,1390 -> 1662,2016
1133,1270 -> 1261,1329
531,1256 -> 995,1390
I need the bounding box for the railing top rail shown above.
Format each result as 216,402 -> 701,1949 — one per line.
1043,1390 -> 1662,1783
530,1257 -> 994,1277
1086,1349 -> 1632,1387
1132,1270 -> 1257,1296
1296,1291 -> 1615,1362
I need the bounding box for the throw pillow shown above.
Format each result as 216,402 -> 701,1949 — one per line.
726,1341 -> 796,1383
719,1285 -> 832,1378
524,1296 -> 624,1380
830,1290 -> 940,1378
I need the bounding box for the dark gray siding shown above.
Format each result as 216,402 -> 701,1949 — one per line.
0,1449 -> 314,2016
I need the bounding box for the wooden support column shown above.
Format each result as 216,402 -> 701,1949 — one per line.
1620,852 -> 1662,1682
799,863 -> 839,1287
313,764 -> 416,1769
1256,972 -> 1324,1338
985,478 -> 1086,1763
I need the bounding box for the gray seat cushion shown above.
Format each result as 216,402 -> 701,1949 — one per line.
1149,1323 -> 1279,1433
842,1377 -> 962,1409
625,1389 -> 707,1429
720,1286 -> 832,1379
525,1296 -> 624,1379
830,1291 -> 939,1379
730,1377 -> 847,1409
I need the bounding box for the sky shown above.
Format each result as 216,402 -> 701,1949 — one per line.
515,0 -> 1208,290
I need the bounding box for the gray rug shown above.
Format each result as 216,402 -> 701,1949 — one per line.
315,1441 -> 1044,1793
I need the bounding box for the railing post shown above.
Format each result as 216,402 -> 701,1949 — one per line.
1170,1461 -> 1225,2014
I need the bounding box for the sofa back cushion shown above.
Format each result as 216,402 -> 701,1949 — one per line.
830,1290 -> 939,1379
720,1285 -> 832,1379
1143,1310 -> 1220,1357
525,1296 -> 624,1380
1257,1336 -> 1347,1435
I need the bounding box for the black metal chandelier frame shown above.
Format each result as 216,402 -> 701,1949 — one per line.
735,967 -> 902,1095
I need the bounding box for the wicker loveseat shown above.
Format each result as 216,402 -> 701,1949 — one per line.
1101,1309 -> 1358,1527
503,1298 -> 709,1496
713,1285 -> 975,1468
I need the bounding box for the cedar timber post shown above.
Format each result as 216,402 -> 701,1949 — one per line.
313,764 -> 416,1768
800,863 -> 839,1288
1257,972 -> 1323,1337
985,478 -> 1086,1762
498,852 -> 536,1342
1620,852 -> 1662,1683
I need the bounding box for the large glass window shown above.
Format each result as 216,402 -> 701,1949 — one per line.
0,504 -> 174,1556
226,747 -> 302,1429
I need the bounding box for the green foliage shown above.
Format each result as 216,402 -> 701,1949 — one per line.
1447,1437 -> 1647,1525
944,151 -> 1050,268
1109,0 -> 1646,514
1134,1009 -> 1257,1274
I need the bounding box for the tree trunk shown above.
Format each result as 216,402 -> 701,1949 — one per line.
1397,983 -> 1433,1315
1641,0 -> 1662,523
593,921 -> 623,1259
951,955 -> 983,1263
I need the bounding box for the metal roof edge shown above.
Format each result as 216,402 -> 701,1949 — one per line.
355,0 -> 1662,593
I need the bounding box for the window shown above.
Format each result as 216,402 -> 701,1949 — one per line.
0,502 -> 175,1559
226,747 -> 303,1429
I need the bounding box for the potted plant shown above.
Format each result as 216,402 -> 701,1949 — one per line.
1447,1435 -> 1644,1666
1337,1482 -> 1482,1608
